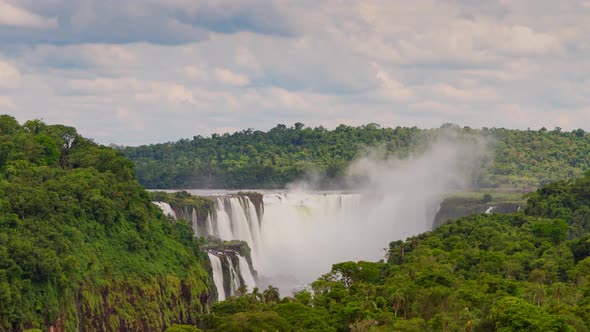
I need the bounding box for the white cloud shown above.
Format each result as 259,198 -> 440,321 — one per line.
0,95 -> 14,108
429,83 -> 499,102
477,23 -> 562,56
183,65 -> 209,81
212,68 -> 250,86
67,77 -> 197,105
115,107 -> 144,131
22,44 -> 135,73
373,65 -> 413,101
235,47 -> 261,73
0,1 -> 57,29
0,61 -> 20,89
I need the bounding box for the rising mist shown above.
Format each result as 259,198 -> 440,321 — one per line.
256,133 -> 491,293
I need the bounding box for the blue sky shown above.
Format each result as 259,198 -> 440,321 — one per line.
1,0 -> 589,145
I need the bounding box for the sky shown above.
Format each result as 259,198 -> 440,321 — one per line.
0,0 -> 589,145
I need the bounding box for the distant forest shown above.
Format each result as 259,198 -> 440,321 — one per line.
122,124 -> 590,189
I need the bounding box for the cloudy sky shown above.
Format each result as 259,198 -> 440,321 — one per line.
1,0 -> 589,145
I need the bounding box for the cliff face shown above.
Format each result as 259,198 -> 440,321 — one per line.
151,191 -> 216,238
0,116 -> 212,332
71,269 -> 210,332
151,191 -> 260,301
433,193 -> 523,229
237,192 -> 264,220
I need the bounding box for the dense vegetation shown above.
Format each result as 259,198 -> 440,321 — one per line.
0,116 -> 212,331
198,171 -> 590,331
122,124 -> 590,189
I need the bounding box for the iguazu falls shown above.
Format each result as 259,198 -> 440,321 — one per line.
153,190 -> 435,299
3,1 -> 590,331
149,137 -> 490,301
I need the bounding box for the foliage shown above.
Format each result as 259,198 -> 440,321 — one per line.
165,324 -> 202,332
122,123 -> 590,189
0,116 -> 211,331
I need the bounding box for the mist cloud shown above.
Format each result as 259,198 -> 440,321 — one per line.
257,133 -> 491,292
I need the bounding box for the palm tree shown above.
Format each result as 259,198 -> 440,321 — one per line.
390,288 -> 406,318
236,284 -> 248,297
263,285 -> 280,304
249,287 -> 261,304
530,284 -> 546,307
460,308 -> 480,332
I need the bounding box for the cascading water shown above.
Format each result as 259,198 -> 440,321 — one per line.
207,253 -> 226,301
244,199 -> 262,260
227,257 -> 241,296
191,208 -> 199,237
206,213 -> 214,236
237,254 -> 257,291
155,191 -> 439,295
229,199 -> 256,252
214,198 -> 234,240
153,202 -> 176,219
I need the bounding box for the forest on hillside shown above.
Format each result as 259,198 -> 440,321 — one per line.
122,124 -> 590,189
0,115 -> 212,331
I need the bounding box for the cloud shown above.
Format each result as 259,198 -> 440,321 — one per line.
115,107 -> 144,131
373,65 -> 414,101
213,68 -> 250,86
165,0 -> 297,36
66,77 -> 198,105
0,95 -> 15,108
20,44 -> 135,74
429,83 -> 499,102
0,0 -> 297,45
0,60 -> 20,89
0,1 -> 57,29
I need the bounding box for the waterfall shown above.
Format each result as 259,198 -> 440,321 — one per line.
153,202 -> 176,219
191,208 -> 199,237
206,213 -> 214,236
227,256 -> 241,296
245,198 -> 262,261
215,198 -> 234,239
153,202 -> 201,236
237,254 -> 256,290
208,253 -> 226,301
158,189 -> 444,296
228,198 -> 256,261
